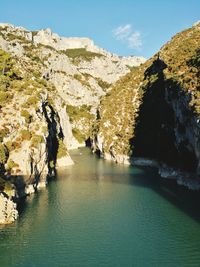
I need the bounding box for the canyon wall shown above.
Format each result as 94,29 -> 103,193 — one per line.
92,22 -> 200,189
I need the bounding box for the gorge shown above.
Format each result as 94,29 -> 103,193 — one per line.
0,20 -> 199,230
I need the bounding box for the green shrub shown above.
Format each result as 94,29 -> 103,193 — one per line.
24,87 -> 34,95
187,48 -> 200,68
96,78 -> 111,90
73,73 -> 91,87
66,104 -> 93,122
57,140 -> 67,159
72,128 -> 85,143
31,134 -> 44,148
5,141 -> 13,152
21,110 -> 32,123
49,160 -> 55,168
25,95 -> 39,108
3,181 -> 14,197
25,52 -> 42,63
22,88 -> 40,104
0,127 -> 9,142
6,33 -> 28,43
38,78 -> 47,87
0,75 -> 10,90
0,49 -> 13,75
20,129 -> 32,140
0,143 -> 8,164
6,159 -> 19,170
0,91 -> 12,104
60,48 -> 103,62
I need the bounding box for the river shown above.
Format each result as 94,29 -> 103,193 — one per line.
0,148 -> 200,267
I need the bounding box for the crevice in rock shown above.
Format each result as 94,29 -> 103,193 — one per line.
41,100 -> 63,177
85,137 -> 92,147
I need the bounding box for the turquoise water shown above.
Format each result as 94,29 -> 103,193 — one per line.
1,148 -> 200,267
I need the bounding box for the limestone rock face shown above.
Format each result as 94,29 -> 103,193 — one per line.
33,28 -> 94,50
56,155 -> 74,167
0,193 -> 18,224
3,97 -> 74,186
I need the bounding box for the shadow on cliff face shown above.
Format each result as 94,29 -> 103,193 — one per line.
130,57 -> 198,173
42,101 -> 63,177
125,57 -> 200,222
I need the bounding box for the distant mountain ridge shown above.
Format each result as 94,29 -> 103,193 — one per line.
0,22 -> 146,63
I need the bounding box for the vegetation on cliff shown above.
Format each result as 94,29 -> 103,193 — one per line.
94,23 -> 200,176
0,46 -> 66,185
60,48 -> 104,63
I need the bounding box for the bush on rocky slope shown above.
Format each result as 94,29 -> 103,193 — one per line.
60,48 -> 104,62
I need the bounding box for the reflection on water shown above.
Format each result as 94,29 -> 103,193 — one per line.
0,148 -> 200,267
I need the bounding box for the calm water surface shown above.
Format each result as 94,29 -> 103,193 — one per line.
1,148 -> 200,267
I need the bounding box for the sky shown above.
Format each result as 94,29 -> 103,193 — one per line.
0,0 -> 199,58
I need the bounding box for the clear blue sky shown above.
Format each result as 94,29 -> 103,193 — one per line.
1,0 -> 199,58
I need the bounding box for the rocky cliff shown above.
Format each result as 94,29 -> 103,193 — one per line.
92,22 -> 200,189
0,23 -> 145,223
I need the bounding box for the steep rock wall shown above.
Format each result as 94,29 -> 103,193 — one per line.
92,23 -> 200,189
